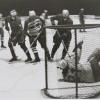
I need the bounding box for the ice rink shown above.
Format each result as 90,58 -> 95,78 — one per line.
0,15 -> 100,99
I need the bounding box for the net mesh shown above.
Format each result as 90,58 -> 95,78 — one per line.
43,18 -> 100,99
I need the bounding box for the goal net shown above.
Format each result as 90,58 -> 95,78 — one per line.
42,17 -> 100,99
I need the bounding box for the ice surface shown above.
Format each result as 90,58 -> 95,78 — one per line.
0,16 -> 100,99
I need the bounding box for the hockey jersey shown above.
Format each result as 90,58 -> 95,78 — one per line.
51,14 -> 73,33
5,16 -> 23,32
24,16 -> 44,37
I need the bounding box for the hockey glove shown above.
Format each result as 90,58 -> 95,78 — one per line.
5,26 -> 10,31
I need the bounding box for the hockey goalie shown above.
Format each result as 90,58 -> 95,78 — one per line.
58,41 -> 100,83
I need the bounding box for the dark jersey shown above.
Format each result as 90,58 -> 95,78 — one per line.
5,16 -> 22,32
51,14 -> 73,33
24,16 -> 44,36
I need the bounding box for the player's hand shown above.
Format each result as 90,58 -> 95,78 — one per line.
5,26 -> 10,31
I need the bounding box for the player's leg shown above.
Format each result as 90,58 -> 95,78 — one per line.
29,36 -> 40,62
82,20 -> 86,32
80,20 -> 86,32
80,20 -> 84,32
38,32 -> 51,61
51,32 -> 61,59
8,38 -> 17,62
19,42 -> 32,62
61,33 -> 72,59
0,28 -> 6,48
17,32 -> 32,62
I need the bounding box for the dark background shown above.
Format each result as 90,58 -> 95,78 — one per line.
0,0 -> 100,16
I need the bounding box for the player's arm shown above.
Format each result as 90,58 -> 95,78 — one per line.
16,17 -> 23,31
68,18 -> 73,25
24,20 -> 30,36
51,15 -> 58,25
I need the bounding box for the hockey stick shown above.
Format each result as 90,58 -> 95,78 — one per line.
25,31 -> 42,53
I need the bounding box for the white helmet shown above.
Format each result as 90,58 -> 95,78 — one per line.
29,10 -> 36,16
10,10 -> 17,16
80,8 -> 84,11
62,9 -> 69,17
44,10 -> 48,13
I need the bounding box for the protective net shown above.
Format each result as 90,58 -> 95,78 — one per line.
42,16 -> 100,99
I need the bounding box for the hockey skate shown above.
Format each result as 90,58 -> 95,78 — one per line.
9,57 -> 18,62
30,58 -> 41,63
1,45 -> 6,48
25,57 -> 32,62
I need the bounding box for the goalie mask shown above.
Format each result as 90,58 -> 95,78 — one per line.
28,18 -> 43,36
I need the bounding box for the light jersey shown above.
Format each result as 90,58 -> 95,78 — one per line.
25,16 -> 43,37
0,18 -> 5,28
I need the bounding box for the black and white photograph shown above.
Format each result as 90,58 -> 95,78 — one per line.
0,0 -> 100,99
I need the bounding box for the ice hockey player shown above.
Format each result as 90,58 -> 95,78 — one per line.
50,9 -> 73,60
0,13 -> 6,48
24,10 -> 51,63
5,10 -> 32,62
79,8 -> 86,32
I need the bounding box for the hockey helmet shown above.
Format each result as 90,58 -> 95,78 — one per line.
62,9 -> 69,17
10,10 -> 17,16
80,8 -> 84,11
43,10 -> 48,13
29,10 -> 36,17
